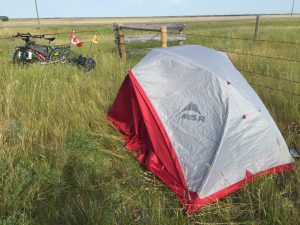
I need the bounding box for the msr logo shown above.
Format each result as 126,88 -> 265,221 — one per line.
178,103 -> 206,122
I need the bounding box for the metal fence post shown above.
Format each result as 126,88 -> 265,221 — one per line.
254,15 -> 260,41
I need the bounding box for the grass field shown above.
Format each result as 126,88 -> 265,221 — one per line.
0,17 -> 299,225
2,15 -> 300,28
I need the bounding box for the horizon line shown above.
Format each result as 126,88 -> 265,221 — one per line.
6,13 -> 300,20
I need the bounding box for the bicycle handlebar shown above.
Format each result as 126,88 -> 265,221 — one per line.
32,34 -> 45,39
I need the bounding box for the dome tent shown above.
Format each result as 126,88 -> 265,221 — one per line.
107,45 -> 294,213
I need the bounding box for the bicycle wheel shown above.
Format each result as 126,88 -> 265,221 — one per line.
13,49 -> 27,64
49,48 -> 75,63
84,57 -> 96,71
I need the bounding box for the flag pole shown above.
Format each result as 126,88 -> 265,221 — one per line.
87,43 -> 93,57
70,30 -> 74,46
87,34 -> 99,57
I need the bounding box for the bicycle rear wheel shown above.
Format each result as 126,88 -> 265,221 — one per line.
13,49 -> 28,65
49,48 -> 75,63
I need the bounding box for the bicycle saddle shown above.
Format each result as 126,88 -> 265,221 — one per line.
45,37 -> 55,42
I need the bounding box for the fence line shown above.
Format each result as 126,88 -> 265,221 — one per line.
113,23 -> 185,62
43,30 -> 97,36
1,30 -> 300,63
2,30 -> 299,45
0,30 -> 97,40
1,28 -> 299,45
123,33 -> 300,63
184,32 -> 300,45
249,83 -> 300,97
238,68 -> 300,84
125,45 -> 300,63
216,48 -> 300,63
1,26 -> 299,97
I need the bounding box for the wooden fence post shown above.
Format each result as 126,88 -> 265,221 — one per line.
254,15 -> 260,41
178,29 -> 184,45
113,24 -> 120,57
113,23 -> 185,58
161,26 -> 167,48
118,24 -> 126,62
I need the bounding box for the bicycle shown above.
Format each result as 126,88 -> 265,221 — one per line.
12,32 -> 75,65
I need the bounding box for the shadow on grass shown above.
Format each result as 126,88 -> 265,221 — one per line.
32,153 -> 110,225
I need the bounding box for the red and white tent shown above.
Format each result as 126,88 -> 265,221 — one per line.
108,45 -> 294,213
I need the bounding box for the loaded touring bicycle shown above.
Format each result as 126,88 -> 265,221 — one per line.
12,32 -> 75,65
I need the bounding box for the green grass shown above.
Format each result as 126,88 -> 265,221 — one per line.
0,18 -> 299,225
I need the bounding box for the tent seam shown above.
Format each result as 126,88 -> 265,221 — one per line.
197,95 -> 230,195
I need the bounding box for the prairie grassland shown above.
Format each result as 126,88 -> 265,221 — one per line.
0,18 -> 299,225
2,15 -> 300,28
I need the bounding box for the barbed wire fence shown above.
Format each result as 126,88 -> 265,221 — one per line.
182,32 -> 300,97
0,28 -> 299,97
183,32 -> 300,45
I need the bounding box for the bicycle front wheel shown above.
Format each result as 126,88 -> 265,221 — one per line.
49,48 -> 75,63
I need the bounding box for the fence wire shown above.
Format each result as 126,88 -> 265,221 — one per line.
0,30 -> 97,40
181,32 -> 300,97
216,48 -> 300,63
249,83 -> 300,97
238,68 -> 300,84
185,32 -> 300,45
1,28 -> 299,97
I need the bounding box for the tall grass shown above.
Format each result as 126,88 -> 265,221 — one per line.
0,18 -> 299,224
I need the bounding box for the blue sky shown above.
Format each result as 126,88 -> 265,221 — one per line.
0,0 -> 299,18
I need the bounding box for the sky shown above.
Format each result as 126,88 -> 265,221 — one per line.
0,0 -> 299,18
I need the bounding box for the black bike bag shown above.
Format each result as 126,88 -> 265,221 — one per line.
30,44 -> 49,57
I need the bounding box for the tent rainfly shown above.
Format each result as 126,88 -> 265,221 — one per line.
108,45 -> 294,213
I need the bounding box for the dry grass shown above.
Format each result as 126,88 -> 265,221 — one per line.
1,15 -> 300,28
0,17 -> 299,225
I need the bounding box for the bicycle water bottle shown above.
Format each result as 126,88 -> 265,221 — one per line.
38,54 -> 46,61
27,51 -> 32,60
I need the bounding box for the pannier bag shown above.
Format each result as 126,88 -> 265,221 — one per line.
30,44 -> 49,57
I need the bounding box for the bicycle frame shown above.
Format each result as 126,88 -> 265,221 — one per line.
28,43 -> 59,62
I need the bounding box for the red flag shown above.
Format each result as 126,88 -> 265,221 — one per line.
70,31 -> 84,47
